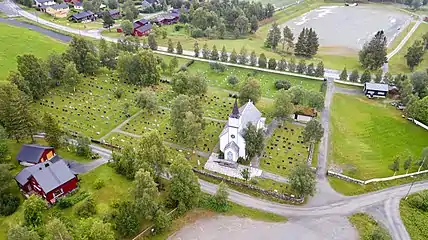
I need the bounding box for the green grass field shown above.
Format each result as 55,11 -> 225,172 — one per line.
388,22 -> 428,74
400,190 -> 428,240
349,213 -> 391,240
329,93 -> 428,180
260,122 -> 309,177
0,22 -> 66,81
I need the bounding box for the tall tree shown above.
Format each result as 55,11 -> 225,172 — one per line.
405,40 -> 424,71
148,33 -> 158,50
400,78 -> 414,105
250,15 -> 258,33
24,195 -> 46,228
171,72 -> 207,96
75,218 -> 115,240
202,43 -> 210,59
120,20 -> 133,35
117,50 -> 160,86
47,52 -> 66,83
213,182 -> 229,211
229,49 -> 238,63
307,28 -> 319,57
360,69 -> 372,84
258,53 -> 267,68
194,41 -> 200,57
44,218 -> 72,240
268,58 -> 277,70
302,119 -> 324,143
295,28 -> 308,57
239,78 -> 261,104
176,41 -> 183,54
289,164 -> 316,197
307,91 -> 325,111
108,0 -> 118,9
65,37 -> 99,75
315,61 -> 324,77
238,47 -> 248,65
282,26 -> 294,52
0,84 -> 37,142
242,123 -> 264,160
170,95 -> 204,143
102,13 -> 115,31
374,69 -> 383,83
274,90 -> 294,120
404,156 -> 412,174
0,126 -> 9,164
153,207 -> 172,233
349,69 -> 359,82
133,169 -> 159,219
234,15 -> 249,36
265,22 -> 281,50
278,58 -> 287,71
43,113 -> 63,148
340,67 -> 348,81
220,46 -> 228,62
359,30 -> 388,70
99,40 -> 118,70
169,159 -> 201,210
135,88 -> 158,113
288,86 -> 306,105
17,54 -> 49,100
250,50 -> 257,66
411,71 -> 428,98
296,59 -> 307,74
288,58 -> 296,72
389,157 -> 400,176
306,63 -> 315,76
63,62 -> 82,92
167,39 -> 174,53
114,201 -> 140,237
211,45 -> 219,60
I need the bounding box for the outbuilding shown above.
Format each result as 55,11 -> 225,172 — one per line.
363,82 -> 388,98
17,144 -> 57,166
15,158 -> 78,204
133,23 -> 153,36
69,10 -> 95,22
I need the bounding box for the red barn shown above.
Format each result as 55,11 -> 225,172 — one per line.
15,158 -> 78,204
16,144 -> 57,166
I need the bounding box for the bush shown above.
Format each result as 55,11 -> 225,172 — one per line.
227,75 -> 239,85
274,80 -> 291,90
209,62 -> 226,72
191,28 -> 204,38
93,178 -> 105,190
58,198 -> 73,209
0,194 -> 20,216
174,24 -> 184,31
179,66 -> 187,72
218,151 -> 224,159
408,193 -> 428,211
249,178 -> 258,185
113,88 -> 124,99
75,196 -> 97,218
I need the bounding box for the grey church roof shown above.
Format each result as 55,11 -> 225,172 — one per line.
16,144 -> 54,163
364,82 -> 388,92
15,159 -> 75,193
239,101 -> 262,129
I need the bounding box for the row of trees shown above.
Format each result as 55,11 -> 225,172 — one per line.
265,24 -> 319,58
388,147 -> 428,176
179,0 -> 274,38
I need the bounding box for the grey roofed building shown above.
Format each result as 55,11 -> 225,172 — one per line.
15,159 -> 75,193
50,3 -> 68,10
70,10 -> 95,21
220,100 -> 264,137
364,82 -> 389,92
16,144 -> 54,164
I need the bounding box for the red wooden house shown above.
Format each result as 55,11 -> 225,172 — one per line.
15,158 -> 78,204
133,23 -> 153,36
16,144 -> 57,166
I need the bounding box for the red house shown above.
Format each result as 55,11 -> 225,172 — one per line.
16,144 -> 57,165
15,158 -> 78,204
133,23 -> 153,37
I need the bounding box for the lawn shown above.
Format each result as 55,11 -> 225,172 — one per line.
329,93 -> 428,180
33,70 -> 139,139
186,61 -> 323,99
259,122 -> 309,177
348,213 -> 391,240
101,29 -> 122,38
400,190 -> 428,240
388,22 -> 428,74
0,22 -> 66,81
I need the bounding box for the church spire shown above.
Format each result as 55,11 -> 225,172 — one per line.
230,98 -> 240,119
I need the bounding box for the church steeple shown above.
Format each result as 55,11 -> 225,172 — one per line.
230,99 -> 240,119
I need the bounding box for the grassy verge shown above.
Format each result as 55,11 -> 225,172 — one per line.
334,82 -> 363,91
400,190 -> 428,240
388,23 -> 428,74
349,213 -> 391,240
329,93 -> 428,180
101,29 -> 122,38
388,21 -> 416,52
37,13 -> 104,30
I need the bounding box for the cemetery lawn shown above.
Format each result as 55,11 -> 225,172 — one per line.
388,23 -> 428,74
329,94 -> 428,180
0,22 -> 66,81
400,190 -> 428,240
260,122 -> 309,177
186,61 -> 323,98
349,213 -> 392,240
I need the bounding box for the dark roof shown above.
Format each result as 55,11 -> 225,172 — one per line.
134,18 -> 149,26
16,144 -> 54,164
71,10 -> 94,19
108,9 -> 120,15
36,0 -> 54,3
15,158 -> 74,192
74,2 -> 82,6
230,99 -> 240,118
50,3 -> 68,10
135,23 -> 152,33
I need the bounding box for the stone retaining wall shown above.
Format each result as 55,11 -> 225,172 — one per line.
327,171 -> 365,185
328,169 -> 428,185
193,168 -> 304,204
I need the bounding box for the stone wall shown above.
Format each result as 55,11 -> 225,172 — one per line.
327,171 -> 365,185
193,168 -> 304,204
328,169 -> 428,185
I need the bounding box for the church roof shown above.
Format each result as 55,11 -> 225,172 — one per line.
239,101 -> 262,129
229,99 -> 240,118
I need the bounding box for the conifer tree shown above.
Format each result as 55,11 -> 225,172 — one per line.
288,58 -> 296,72
211,45 -> 219,60
202,43 -> 210,59
194,41 -> 199,57
250,51 -> 257,66
167,39 -> 174,53
296,59 -> 307,74
295,28 -> 308,57
315,61 -> 324,77
229,49 -> 238,63
360,69 -> 372,83
238,47 -> 248,65
258,53 -> 267,68
176,41 -> 183,54
282,26 -> 294,52
220,46 -> 228,62
307,28 -> 319,57
340,67 -> 348,81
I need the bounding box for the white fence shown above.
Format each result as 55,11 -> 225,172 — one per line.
328,169 -> 428,185
413,119 -> 428,131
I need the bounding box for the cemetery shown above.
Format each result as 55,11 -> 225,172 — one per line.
260,122 -> 309,177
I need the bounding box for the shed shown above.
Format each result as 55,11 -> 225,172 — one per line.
363,82 -> 388,98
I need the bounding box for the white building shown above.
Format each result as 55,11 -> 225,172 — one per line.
219,100 -> 266,162
34,0 -> 56,8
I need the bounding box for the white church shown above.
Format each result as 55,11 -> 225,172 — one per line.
219,99 -> 266,162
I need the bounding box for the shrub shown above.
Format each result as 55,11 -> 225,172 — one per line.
249,178 -> 258,185
113,88 -> 124,99
0,194 -> 20,216
218,151 -> 224,159
191,28 -> 204,38
174,24 -> 184,31
179,66 -> 187,72
58,198 -> 73,209
75,196 -> 97,218
93,178 -> 105,190
274,80 -> 291,90
227,75 -> 239,85
209,62 -> 226,72
408,193 -> 428,211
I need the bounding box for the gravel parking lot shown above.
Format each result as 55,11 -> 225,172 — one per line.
281,5 -> 411,53
169,215 -> 358,240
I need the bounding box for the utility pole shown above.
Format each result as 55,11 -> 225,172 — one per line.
405,177 -> 416,200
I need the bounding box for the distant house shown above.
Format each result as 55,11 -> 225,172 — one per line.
17,144 -> 56,166
363,82 -> 388,98
15,159 -> 78,204
104,9 -> 120,19
152,13 -> 179,25
133,23 -> 153,36
140,0 -> 152,10
69,10 -> 95,22
34,0 -> 56,9
73,1 -> 83,10
46,3 -> 69,18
